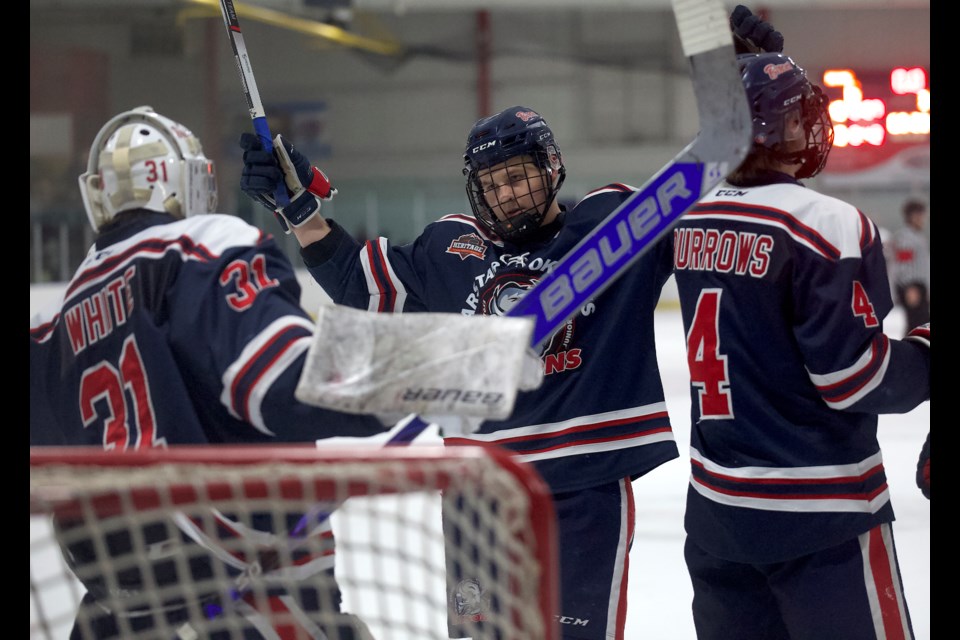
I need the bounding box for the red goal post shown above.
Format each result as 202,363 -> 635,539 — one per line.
30,444 -> 559,640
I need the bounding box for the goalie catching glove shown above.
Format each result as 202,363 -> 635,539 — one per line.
239,132 -> 337,229
295,303 -> 543,424
729,5 -> 784,54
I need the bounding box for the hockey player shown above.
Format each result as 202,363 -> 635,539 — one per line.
29,106 -> 384,640
243,105 -> 676,640
670,53 -> 931,639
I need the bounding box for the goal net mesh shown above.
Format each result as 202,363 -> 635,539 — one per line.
30,445 -> 558,640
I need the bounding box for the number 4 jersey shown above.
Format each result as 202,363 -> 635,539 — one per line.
671,174 -> 930,563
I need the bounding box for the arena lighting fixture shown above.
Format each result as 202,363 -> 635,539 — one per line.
179,0 -> 404,57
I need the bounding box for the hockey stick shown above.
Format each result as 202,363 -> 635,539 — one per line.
218,0 -> 292,233
210,0 -> 750,615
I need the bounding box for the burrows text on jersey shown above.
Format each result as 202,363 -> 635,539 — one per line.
674,227 -> 773,276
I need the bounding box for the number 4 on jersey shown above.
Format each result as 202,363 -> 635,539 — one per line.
852,281 -> 879,327
687,288 -> 733,419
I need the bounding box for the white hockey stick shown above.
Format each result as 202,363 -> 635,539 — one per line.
218,0 -> 292,233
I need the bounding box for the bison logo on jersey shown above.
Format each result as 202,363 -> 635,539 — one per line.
477,271 -> 583,374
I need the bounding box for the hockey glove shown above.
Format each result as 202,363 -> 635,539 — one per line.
239,132 -> 337,230
916,432 -> 930,500
730,5 -> 784,54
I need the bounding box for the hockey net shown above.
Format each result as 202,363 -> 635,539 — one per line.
30,445 -> 558,640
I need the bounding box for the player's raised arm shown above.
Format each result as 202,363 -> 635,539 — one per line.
239,132 -> 337,245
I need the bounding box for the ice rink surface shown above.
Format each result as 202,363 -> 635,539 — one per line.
30,307 -> 930,640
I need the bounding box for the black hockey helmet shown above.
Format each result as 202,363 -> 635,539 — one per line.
738,52 -> 834,179
463,106 -> 565,242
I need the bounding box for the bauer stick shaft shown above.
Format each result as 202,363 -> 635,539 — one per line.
218,0 -> 291,231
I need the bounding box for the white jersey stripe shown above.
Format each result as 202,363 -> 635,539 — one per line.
808,337 -> 892,409
689,477 -> 890,513
245,336 -> 312,433
378,237 -> 408,313
685,210 -> 839,260
605,478 -> 631,637
221,316 -> 315,432
518,430 -> 675,464
358,238 -> 408,312
692,447 -> 884,480
461,402 -> 668,442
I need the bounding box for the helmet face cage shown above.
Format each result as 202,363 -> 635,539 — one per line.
463,107 -> 565,242
739,53 -> 835,179
78,106 -> 217,232
465,147 -> 563,242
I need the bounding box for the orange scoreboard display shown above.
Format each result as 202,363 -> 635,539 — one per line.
819,66 -> 929,175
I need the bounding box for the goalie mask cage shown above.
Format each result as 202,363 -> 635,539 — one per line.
30,445 -> 559,640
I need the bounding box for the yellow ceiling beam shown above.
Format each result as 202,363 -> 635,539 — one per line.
180,0 -> 405,57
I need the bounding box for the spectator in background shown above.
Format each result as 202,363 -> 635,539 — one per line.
889,198 -> 930,333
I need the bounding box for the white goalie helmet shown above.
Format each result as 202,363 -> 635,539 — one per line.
78,106 -> 217,232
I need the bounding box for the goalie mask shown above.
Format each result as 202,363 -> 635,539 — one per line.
79,106 -> 217,232
738,53 -> 834,179
463,106 -> 565,243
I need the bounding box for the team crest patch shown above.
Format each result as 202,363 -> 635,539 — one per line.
446,233 -> 487,261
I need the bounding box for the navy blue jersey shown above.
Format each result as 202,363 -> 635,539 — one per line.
671,176 -> 930,563
304,184 -> 679,493
29,212 -> 386,447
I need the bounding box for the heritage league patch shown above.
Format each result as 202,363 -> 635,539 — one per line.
446,233 -> 487,260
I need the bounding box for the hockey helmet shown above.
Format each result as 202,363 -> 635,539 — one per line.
79,106 -> 217,232
463,106 -> 565,242
738,53 -> 834,179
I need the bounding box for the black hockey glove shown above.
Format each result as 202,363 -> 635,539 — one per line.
916,432 -> 929,500
239,132 -> 337,231
730,5 -> 784,54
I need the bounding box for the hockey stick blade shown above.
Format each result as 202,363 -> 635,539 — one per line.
218,0 -> 292,233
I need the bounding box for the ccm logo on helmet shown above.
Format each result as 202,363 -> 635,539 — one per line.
763,62 -> 794,80
471,141 -> 497,154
